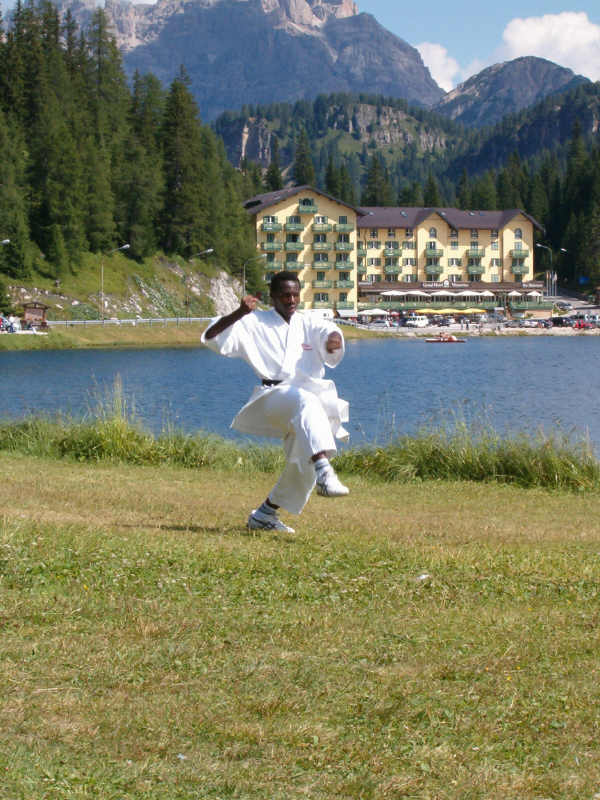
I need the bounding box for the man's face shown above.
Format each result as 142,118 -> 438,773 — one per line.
271,280 -> 300,322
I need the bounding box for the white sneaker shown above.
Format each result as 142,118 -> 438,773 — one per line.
315,469 -> 349,497
247,508 -> 295,533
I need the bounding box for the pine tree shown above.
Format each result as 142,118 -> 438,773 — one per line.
457,169 -> 472,209
264,135 -> 283,191
423,172 -> 442,207
293,129 -> 315,186
325,156 -> 341,198
362,155 -> 394,206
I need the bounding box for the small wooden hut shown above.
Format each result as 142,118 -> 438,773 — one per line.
22,301 -> 49,329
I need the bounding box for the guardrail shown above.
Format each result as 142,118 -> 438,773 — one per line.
47,317 -> 212,327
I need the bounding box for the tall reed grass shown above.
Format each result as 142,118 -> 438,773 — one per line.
0,382 -> 598,491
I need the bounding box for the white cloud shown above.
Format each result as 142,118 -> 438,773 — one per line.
498,11 -> 600,81
417,43 -> 461,91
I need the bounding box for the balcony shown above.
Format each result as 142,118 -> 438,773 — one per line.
510,248 -> 529,257
425,265 -> 443,276
310,262 -> 330,269
335,242 -> 354,252
261,242 -> 282,251
312,280 -> 333,289
384,265 -> 400,274
335,223 -> 354,233
313,223 -> 333,233
467,265 -> 485,275
285,242 -> 304,252
383,248 -> 400,257
283,261 -> 302,271
335,280 -> 354,289
333,261 -> 351,269
336,301 -> 354,309
298,202 -> 318,214
511,264 -> 529,275
285,222 -> 305,232
467,247 -> 485,257
261,222 -> 282,232
312,242 -> 332,251
425,247 -> 443,257
313,301 -> 332,309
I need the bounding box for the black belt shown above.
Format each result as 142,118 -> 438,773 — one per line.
262,379 -> 282,386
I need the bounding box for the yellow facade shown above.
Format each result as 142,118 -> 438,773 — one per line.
255,189 -> 358,310
252,191 -> 537,310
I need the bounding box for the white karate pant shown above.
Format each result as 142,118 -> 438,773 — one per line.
258,385 -> 337,514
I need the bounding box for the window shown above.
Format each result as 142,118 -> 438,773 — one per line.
287,215 -> 301,224
491,241 -> 499,250
338,271 -> 350,281
339,292 -> 348,302
315,215 -> 328,224
402,258 -> 416,267
365,274 -> 382,283
450,228 -> 458,238
367,258 -> 381,266
316,271 -> 326,281
370,229 -> 378,238
314,292 -> 329,302
514,228 -> 522,240
336,254 -> 350,263
513,241 -> 523,251
367,240 -> 381,249
286,233 -> 299,242
300,197 -> 314,206
386,274 -> 398,282
263,215 -> 277,223
427,241 -> 438,250
385,257 -> 399,266
471,229 -> 478,238
426,258 -> 440,267
490,274 -> 499,283
448,258 -> 462,267
429,227 -> 437,238
314,233 -> 327,243
357,256 -> 364,266
405,228 -> 413,237
468,258 -> 481,266
402,274 -> 417,282
266,233 -> 275,243
339,215 -> 348,224
451,240 -> 458,249
385,241 -> 399,249
470,241 -> 478,249
402,240 -> 415,250
490,258 -> 501,267
266,253 -> 275,263
338,233 -> 350,243
448,274 -> 462,283
387,229 -> 396,237
491,229 -> 498,239
314,253 -> 328,263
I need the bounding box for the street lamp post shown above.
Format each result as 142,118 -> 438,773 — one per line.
186,248 -> 214,318
535,243 -> 567,297
101,243 -> 129,321
241,254 -> 267,296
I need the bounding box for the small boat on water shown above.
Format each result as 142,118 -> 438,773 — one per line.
425,335 -> 466,343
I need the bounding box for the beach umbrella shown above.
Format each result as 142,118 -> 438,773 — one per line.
431,290 -> 456,297
479,290 -> 495,297
456,290 -> 480,296
404,290 -> 429,296
360,308 -> 389,316
507,290 -> 522,297
380,290 -> 406,296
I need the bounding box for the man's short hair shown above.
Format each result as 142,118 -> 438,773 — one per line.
270,271 -> 300,295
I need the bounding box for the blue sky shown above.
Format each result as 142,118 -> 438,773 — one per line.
2,0 -> 599,90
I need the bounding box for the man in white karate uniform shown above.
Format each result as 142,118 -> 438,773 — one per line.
201,271 -> 350,533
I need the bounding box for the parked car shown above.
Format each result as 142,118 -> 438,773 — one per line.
550,316 -> 575,327
369,319 -> 391,328
555,301 -> 573,311
521,319 -> 540,328
405,315 -> 429,328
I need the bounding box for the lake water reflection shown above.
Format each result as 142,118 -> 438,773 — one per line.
0,337 -> 598,449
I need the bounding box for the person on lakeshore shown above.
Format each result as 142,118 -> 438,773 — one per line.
201,271 -> 350,533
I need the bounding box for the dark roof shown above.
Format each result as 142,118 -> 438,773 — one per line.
244,185 -> 365,216
357,206 -> 544,232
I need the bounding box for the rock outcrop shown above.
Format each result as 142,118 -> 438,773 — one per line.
58,0 -> 443,119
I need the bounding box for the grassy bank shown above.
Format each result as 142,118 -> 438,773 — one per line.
1,449 -> 600,798
0,321 -> 376,351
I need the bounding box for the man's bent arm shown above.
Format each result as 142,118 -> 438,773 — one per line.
204,295 -> 258,340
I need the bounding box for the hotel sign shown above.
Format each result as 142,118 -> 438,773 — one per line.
421,280 -> 469,288
522,281 -> 544,288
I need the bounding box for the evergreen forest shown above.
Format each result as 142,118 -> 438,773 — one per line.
0,0 -> 264,304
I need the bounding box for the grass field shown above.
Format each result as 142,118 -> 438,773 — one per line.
2,448 -> 600,799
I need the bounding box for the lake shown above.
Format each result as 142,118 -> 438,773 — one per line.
1,337 -> 598,449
